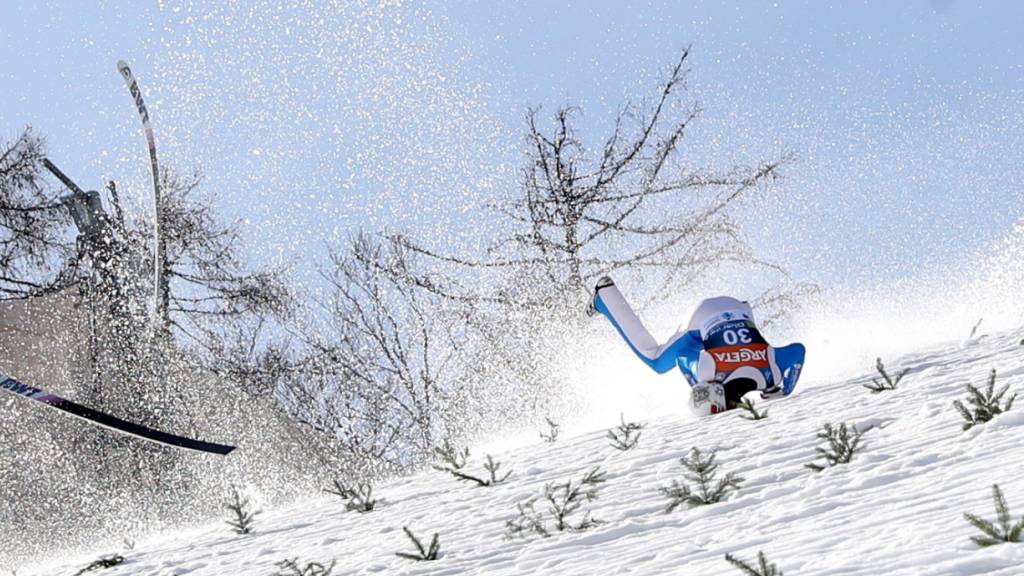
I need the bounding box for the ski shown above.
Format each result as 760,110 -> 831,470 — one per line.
116,60 -> 167,329
1,373 -> 236,455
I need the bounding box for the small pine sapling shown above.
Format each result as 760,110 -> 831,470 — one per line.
446,454 -> 513,487
505,500 -> 549,539
863,357 -> 909,393
660,447 -> 744,512
953,369 -> 1016,431
545,467 -> 606,532
273,558 -> 336,576
505,468 -> 606,538
736,398 -> 768,420
725,551 -> 783,576
324,480 -> 378,512
224,487 -> 260,535
395,527 -> 440,561
432,441 -> 511,487
73,556 -> 126,576
432,440 -> 469,471
540,417 -> 561,443
607,413 -> 644,451
805,422 -> 866,472
483,455 -> 512,485
964,484 -> 1024,547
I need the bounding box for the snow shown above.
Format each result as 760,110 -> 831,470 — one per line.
23,330 -> 1024,575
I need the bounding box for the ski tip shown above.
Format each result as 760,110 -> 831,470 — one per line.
194,441 -> 236,456
116,59 -> 129,69
186,442 -> 236,456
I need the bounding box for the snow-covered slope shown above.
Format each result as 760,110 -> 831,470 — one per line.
27,329 -> 1024,576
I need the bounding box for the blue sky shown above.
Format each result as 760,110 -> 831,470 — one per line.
2,0 -> 1022,295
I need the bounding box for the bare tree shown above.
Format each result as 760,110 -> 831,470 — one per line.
281,233 -> 479,470
0,127 -> 75,298
374,49 -> 808,444
394,48 -> 794,310
0,130 -> 289,356
151,169 -> 292,350
201,315 -> 295,397
47,166 -> 295,412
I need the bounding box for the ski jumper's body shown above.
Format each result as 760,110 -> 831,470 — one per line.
591,280 -> 805,410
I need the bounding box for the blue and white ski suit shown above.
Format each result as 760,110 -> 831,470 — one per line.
593,283 -> 804,397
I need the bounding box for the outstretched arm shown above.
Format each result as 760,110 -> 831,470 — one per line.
592,280 -> 702,375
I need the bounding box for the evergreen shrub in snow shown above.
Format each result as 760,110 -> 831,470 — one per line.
805,422 -> 865,472
607,413 -> 644,451
73,555 -> 125,576
736,398 -> 768,420
660,447 -> 744,511
432,442 -> 512,487
272,558 -> 336,576
443,454 -> 513,487
395,527 -> 440,561
506,468 -> 606,538
953,369 -> 1016,431
432,440 -> 470,471
224,487 -> 259,535
324,480 -> 378,512
540,417 -> 561,443
505,500 -> 549,538
862,357 -> 908,393
724,551 -> 783,576
964,484 -> 1024,547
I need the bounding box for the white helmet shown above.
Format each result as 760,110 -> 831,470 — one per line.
689,382 -> 728,417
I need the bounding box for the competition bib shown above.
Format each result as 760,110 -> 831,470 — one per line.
703,319 -> 770,374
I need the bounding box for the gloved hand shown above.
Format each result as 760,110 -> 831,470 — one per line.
586,276 -> 614,317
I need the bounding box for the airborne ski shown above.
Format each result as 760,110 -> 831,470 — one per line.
1,373 -> 236,455
116,60 -> 167,329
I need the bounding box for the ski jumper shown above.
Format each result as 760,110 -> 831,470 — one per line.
592,284 -> 804,398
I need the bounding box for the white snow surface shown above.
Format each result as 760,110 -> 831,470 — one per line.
27,329 -> 1024,575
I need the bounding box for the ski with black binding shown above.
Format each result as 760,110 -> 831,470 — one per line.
1,373 -> 235,455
